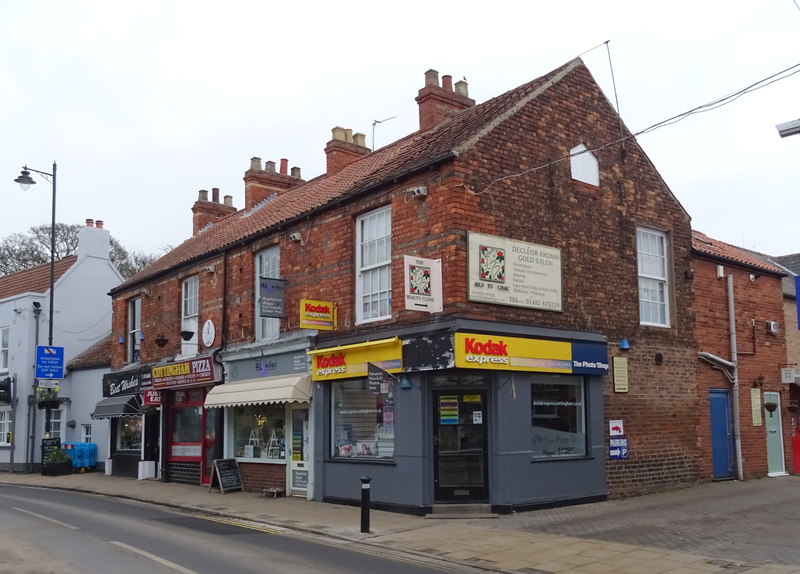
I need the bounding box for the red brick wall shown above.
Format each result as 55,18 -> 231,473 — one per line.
239,462 -> 286,493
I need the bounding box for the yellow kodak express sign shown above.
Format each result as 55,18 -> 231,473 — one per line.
455,333 -> 573,373
299,299 -> 336,331
308,337 -> 402,381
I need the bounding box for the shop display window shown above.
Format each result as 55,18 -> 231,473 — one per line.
531,376 -> 586,459
116,417 -> 142,451
331,379 -> 394,459
170,389 -> 205,458
231,404 -> 285,461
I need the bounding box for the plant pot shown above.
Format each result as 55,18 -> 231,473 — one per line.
44,461 -> 73,476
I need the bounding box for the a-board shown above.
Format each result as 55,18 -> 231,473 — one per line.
209,458 -> 243,494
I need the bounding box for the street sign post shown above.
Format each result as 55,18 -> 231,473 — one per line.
35,346 -> 64,380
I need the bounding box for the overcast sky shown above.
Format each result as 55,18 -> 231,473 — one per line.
2,1 -> 799,259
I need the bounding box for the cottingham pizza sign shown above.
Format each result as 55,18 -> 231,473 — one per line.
151,356 -> 216,389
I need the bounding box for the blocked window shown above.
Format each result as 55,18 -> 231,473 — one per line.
356,206 -> 392,323
570,144 -> 599,186
637,227 -> 670,327
182,276 -> 199,355
127,298 -> 141,363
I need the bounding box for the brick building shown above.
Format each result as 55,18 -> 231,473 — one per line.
108,58 -> 701,513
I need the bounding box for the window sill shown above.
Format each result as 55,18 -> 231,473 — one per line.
235,457 -> 286,464
329,457 -> 396,465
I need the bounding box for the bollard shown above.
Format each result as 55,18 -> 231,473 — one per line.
360,475 -> 372,533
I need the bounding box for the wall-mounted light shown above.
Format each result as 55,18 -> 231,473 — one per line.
137,332 -> 145,340
619,338 -> 630,351
288,232 -> 302,242
752,375 -> 765,388
118,337 -> 125,344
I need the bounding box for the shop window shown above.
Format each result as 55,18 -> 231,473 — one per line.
255,247 -> 280,341
637,227 -> 670,327
127,298 -> 141,363
0,326 -> 8,372
230,404 -> 285,460
331,379 -> 394,459
170,389 -> 205,458
531,376 -> 586,459
116,417 -> 142,451
355,206 -> 392,324
181,276 -> 199,355
0,409 -> 11,445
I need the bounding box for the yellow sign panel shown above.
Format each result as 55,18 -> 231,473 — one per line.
308,338 -> 402,381
299,299 -> 336,331
454,333 -> 572,373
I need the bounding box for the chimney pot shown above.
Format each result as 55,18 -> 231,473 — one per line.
454,79 -> 469,98
280,158 -> 288,175
198,189 -> 209,201
353,133 -> 367,148
442,75 -> 453,91
345,128 -> 353,143
291,166 -> 302,178
265,160 -> 276,172
331,126 -> 347,141
223,195 -> 234,207
95,220 -> 104,229
212,187 -> 220,203
424,69 -> 439,87
249,157 -> 262,171
85,218 -> 94,227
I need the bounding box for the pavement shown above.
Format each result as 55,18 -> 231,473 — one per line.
1,470 -> 799,574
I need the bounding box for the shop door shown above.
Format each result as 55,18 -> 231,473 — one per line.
288,406 -> 310,496
202,406 -> 219,485
433,390 -> 488,502
763,391 -> 786,476
709,389 -> 733,479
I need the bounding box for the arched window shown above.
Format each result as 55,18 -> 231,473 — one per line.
570,144 -> 599,186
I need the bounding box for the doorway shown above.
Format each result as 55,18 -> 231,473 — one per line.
288,406 -> 310,496
763,391 -> 786,476
709,389 -> 733,479
433,389 -> 488,502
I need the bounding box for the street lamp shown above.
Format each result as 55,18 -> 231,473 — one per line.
14,163 -> 57,346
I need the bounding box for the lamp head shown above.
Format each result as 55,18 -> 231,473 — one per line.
14,169 -> 36,191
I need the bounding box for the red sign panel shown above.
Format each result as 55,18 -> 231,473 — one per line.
151,357 -> 215,389
143,389 -> 162,406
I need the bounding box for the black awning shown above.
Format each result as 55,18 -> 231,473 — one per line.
91,395 -> 141,419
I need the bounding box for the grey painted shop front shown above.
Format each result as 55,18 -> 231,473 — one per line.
310,320 -> 608,515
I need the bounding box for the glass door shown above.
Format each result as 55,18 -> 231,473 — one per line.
433,390 -> 488,501
288,406 -> 310,496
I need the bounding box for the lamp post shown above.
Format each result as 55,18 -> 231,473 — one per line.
13,163 -> 58,446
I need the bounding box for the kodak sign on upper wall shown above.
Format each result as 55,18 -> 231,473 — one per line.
299,299 -> 336,330
454,333 -> 608,376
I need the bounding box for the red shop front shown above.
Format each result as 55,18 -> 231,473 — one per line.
151,355 -> 222,485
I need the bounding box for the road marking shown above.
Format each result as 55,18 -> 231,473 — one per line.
110,541 -> 198,574
193,513 -> 283,534
13,507 -> 78,530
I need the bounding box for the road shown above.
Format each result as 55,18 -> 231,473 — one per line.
0,486 -> 476,574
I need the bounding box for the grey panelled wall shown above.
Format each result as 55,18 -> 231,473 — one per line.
491,372 -> 606,510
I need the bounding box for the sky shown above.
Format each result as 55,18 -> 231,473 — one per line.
2,1 -> 799,258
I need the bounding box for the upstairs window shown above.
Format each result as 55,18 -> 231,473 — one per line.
570,144 -> 599,186
356,206 -> 392,323
182,276 -> 199,355
0,327 -> 8,372
637,227 -> 670,327
127,298 -> 141,363
256,247 -> 280,341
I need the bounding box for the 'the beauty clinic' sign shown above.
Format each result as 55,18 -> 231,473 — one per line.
467,232 -> 562,311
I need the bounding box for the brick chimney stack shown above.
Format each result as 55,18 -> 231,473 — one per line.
192,187 -> 237,235
416,69 -> 475,132
244,157 -> 304,209
325,126 -> 370,176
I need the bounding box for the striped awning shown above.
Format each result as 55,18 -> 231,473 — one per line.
91,395 -> 141,419
204,374 -> 311,408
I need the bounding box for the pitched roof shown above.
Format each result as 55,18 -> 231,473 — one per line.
68,334 -> 113,370
773,253 -> 800,275
113,59 -> 586,293
692,231 -> 785,275
0,256 -> 78,300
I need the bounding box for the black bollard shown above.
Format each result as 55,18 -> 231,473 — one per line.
360,475 -> 372,533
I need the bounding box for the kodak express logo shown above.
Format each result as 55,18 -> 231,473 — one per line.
315,353 -> 347,376
464,337 -> 510,365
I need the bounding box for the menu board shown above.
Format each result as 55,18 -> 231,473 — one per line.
209,458 -> 243,494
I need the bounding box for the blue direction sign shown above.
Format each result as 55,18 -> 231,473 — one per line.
36,346 -> 65,379
609,436 -> 629,460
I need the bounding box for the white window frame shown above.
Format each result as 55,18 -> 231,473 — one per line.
356,206 -> 392,324
0,327 -> 8,373
182,276 -> 199,355
0,409 -> 12,445
81,424 -> 92,443
570,143 -> 599,186
637,227 -> 670,327
127,298 -> 141,363
256,247 -> 280,341
46,408 -> 63,441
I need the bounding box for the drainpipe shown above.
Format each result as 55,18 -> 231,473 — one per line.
727,274 -> 744,481
28,303 -> 42,473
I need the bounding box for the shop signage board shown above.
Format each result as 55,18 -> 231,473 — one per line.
308,337 -> 402,381
143,389 -> 162,406
299,299 -> 336,330
35,346 -> 64,379
151,356 -> 217,389
609,436 -> 629,460
209,458 -> 243,494
454,333 -> 608,376
403,255 -> 443,313
259,277 -> 286,318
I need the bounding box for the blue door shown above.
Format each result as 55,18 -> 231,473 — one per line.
709,389 -> 733,479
